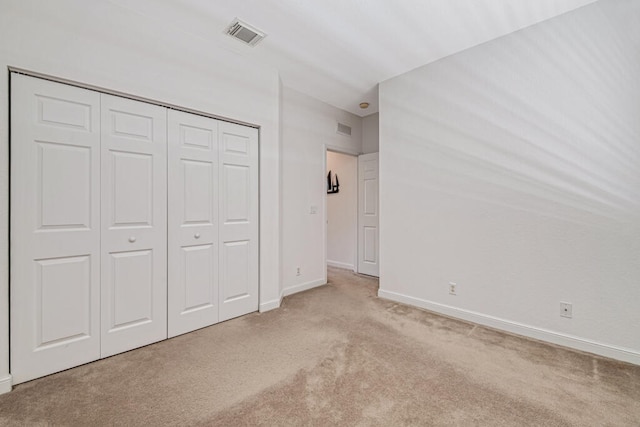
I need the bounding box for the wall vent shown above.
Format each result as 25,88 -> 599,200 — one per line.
225,19 -> 266,47
336,122 -> 352,137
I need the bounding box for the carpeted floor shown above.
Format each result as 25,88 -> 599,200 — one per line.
0,267 -> 639,426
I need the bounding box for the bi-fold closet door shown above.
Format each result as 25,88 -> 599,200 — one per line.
216,121 -> 259,322
10,74 -> 259,385
10,74 -> 103,384
10,75 -> 168,383
100,94 -> 168,358
167,111 -> 259,337
167,111 -> 219,337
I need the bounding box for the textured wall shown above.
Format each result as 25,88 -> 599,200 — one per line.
379,0 -> 640,362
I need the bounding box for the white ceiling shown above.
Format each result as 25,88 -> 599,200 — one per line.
106,0 -> 596,116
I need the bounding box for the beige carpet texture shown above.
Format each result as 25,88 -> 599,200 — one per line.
0,267 -> 639,426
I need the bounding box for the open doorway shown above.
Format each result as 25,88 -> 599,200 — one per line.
325,150 -> 358,272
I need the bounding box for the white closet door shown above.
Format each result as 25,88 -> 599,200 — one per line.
167,110 -> 219,337
10,74 -> 101,384
100,94 -> 167,357
358,152 -> 379,277
218,122 -> 259,321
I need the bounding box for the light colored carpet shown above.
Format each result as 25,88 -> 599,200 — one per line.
0,267 -> 639,426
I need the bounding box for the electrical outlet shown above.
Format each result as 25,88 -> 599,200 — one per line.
310,206 -> 318,214
560,302 -> 572,318
449,282 -> 457,295
296,267 -> 301,276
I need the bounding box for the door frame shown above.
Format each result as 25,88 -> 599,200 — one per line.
8,66 -> 259,128
322,144 -> 360,281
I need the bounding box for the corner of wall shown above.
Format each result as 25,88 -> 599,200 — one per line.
277,75 -> 285,300
283,278 -> 326,297
0,375 -> 12,395
0,62 -> 11,395
259,295 -> 282,313
361,112 -> 380,154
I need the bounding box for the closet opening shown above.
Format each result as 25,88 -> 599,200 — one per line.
9,72 -> 260,384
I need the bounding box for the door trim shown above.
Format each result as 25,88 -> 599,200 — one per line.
8,67 -> 259,129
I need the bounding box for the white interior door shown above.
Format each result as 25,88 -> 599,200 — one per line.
219,122 -> 259,322
358,152 -> 379,277
168,110 -> 219,337
100,94 -> 167,357
10,74 -> 101,384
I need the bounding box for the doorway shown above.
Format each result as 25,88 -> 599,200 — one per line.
325,150 -> 358,272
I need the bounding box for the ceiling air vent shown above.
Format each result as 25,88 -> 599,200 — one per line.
225,19 -> 266,47
337,122 -> 352,137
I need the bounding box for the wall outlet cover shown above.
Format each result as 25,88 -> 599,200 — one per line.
560,302 -> 572,318
449,282 -> 457,295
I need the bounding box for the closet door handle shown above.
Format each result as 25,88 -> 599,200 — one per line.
194,233 -> 201,239
128,236 -> 137,243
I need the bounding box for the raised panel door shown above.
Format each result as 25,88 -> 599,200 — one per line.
358,153 -> 379,277
10,74 -> 101,384
167,110 -> 219,337
100,94 -> 167,357
218,122 -> 259,321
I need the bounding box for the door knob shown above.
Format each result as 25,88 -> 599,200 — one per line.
194,233 -> 201,239
128,236 -> 136,243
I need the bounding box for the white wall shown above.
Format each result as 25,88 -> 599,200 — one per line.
379,0 -> 640,364
326,152 -> 358,270
0,0 -> 282,392
362,113 -> 380,154
281,87 -> 362,295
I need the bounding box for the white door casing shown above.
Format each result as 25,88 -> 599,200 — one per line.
100,94 -> 168,357
358,152 -> 379,277
219,122 -> 259,321
167,110 -> 219,337
10,74 -> 102,384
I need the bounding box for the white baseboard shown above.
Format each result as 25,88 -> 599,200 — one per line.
283,278 -> 326,297
0,375 -> 12,395
259,295 -> 282,312
260,278 -> 327,311
378,289 -> 640,366
327,260 -> 355,271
